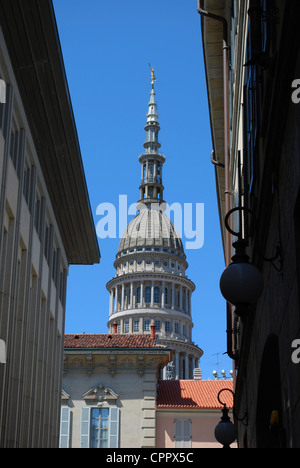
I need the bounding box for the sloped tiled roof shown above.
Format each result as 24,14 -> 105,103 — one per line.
64,334 -> 160,349
157,380 -> 234,409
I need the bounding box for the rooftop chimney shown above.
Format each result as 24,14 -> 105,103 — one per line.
193,368 -> 202,381
113,321 -> 118,334
150,323 -> 156,340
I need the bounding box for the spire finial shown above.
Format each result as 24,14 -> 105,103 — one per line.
149,63 -> 156,89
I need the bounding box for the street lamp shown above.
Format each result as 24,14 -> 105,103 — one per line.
219,207 -> 263,317
214,389 -> 237,448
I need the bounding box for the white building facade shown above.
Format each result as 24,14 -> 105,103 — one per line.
0,0 -> 100,448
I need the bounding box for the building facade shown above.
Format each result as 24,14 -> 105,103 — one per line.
0,0 -> 100,448
200,0 -> 300,448
106,71 -> 203,380
61,332 -> 171,448
156,379 -> 236,449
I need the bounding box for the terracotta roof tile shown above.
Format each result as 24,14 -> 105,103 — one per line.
64,333 -> 159,349
157,380 -> 234,409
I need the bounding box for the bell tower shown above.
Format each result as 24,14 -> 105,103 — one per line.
138,66 -> 165,209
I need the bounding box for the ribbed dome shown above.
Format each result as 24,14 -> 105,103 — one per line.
118,209 -> 184,254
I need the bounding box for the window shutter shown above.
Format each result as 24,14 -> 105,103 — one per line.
81,407 -> 91,448
59,407 -> 71,448
174,419 -> 191,448
109,407 -> 120,448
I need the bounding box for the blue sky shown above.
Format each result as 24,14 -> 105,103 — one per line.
53,0 -> 233,380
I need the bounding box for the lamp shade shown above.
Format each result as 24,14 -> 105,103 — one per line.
214,419 -> 237,447
220,262 -> 263,306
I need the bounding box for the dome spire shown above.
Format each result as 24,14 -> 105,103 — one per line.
149,64 -> 156,89
138,66 -> 165,210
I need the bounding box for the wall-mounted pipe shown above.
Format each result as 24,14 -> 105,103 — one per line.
211,150 -> 225,168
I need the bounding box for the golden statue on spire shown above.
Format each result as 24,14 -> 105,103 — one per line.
149,63 -> 156,89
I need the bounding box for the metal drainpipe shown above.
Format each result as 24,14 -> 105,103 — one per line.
197,0 -> 236,362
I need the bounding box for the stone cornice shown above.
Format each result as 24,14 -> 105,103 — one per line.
63,348 -> 171,377
114,250 -> 188,269
107,307 -> 193,324
106,271 -> 196,291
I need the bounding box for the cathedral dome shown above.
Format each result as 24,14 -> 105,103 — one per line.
118,208 -> 184,255
107,68 -> 203,381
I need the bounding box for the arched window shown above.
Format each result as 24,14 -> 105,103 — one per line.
145,286 -> 151,303
154,286 -> 160,304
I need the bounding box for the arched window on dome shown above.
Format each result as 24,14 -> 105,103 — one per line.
145,286 -> 151,303
154,286 -> 160,304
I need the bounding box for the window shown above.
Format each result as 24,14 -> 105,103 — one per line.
134,320 -> 139,331
165,321 -> 170,332
91,408 -> 109,448
145,286 -> 151,303
124,321 -> 129,333
157,164 -> 161,184
165,287 -> 168,305
174,419 -> 191,448
154,286 -> 160,304
244,2 -> 265,193
59,407 -> 71,448
175,322 -> 179,334
80,407 -> 120,448
148,162 -> 154,182
155,320 -> 161,331
144,319 -> 150,331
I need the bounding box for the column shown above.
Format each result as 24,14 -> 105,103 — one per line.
151,280 -> 154,307
140,281 -> 144,307
185,288 -> 188,314
175,351 -> 180,380
171,282 -> 175,309
121,283 -> 125,310
191,357 -> 196,377
114,286 -> 118,312
179,285 -> 183,311
185,354 -> 189,379
130,282 -> 133,309
161,281 -> 165,308
109,290 -> 114,316
189,290 -> 191,316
